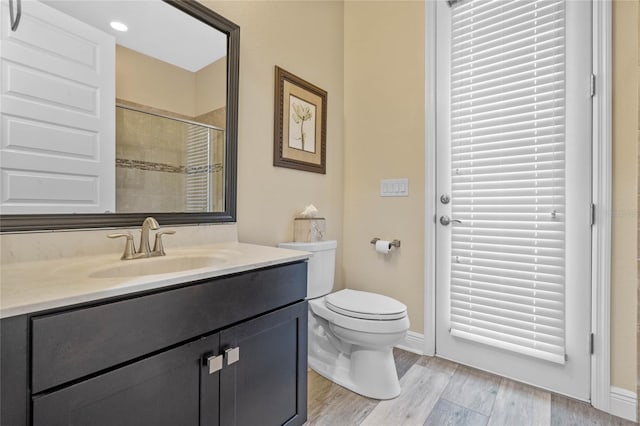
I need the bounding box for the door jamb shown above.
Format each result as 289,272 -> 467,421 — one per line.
423,0 -> 438,357
590,0 -> 612,412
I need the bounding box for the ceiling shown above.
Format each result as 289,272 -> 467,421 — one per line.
44,0 -> 227,72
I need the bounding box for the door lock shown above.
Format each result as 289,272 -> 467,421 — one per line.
440,194 -> 451,204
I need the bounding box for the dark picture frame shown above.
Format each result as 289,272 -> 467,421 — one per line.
273,66 -> 327,174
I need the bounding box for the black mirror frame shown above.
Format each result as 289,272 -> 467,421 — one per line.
0,0 -> 239,232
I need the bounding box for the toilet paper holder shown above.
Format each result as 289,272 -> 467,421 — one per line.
370,238 -> 401,249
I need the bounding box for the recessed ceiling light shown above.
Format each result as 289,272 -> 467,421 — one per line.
110,21 -> 128,32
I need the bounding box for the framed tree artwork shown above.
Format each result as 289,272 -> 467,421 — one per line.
274,66 -> 327,174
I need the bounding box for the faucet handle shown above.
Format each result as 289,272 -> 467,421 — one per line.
108,233 -> 136,260
152,230 -> 176,256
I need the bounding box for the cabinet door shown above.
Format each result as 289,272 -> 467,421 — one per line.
220,301 -> 308,426
32,333 -> 220,426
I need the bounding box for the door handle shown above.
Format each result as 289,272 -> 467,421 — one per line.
440,216 -> 462,226
225,347 -> 240,366
207,354 -> 223,374
9,0 -> 21,32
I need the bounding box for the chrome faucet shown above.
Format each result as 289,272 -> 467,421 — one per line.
108,217 -> 175,260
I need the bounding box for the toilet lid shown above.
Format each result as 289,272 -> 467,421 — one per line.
325,289 -> 407,320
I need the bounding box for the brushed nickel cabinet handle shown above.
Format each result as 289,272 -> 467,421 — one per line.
225,347 -> 240,366
207,354 -> 223,374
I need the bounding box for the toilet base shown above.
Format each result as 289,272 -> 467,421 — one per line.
308,311 -> 403,400
309,345 -> 401,400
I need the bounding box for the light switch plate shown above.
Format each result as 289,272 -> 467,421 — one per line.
380,178 -> 409,197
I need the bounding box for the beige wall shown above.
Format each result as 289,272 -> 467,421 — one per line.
612,0 -> 639,393
116,45 -> 197,117
116,46 -> 227,119
196,57 -> 227,116
638,0 -> 640,408
202,1 -> 345,289
343,1 -> 425,333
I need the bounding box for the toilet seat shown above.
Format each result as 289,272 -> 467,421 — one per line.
325,289 -> 407,320
309,297 -> 409,334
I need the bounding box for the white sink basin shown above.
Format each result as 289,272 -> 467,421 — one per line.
89,255 -> 229,279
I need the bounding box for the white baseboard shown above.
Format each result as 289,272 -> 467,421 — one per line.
396,331 -> 425,355
609,386 -> 637,422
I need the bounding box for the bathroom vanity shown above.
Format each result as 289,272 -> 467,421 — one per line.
0,243 -> 309,426
0,0 -> 318,420
0,1 -> 312,423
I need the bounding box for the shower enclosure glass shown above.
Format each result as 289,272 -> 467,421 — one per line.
115,105 -> 225,213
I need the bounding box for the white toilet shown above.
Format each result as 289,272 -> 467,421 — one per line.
279,240 -> 410,400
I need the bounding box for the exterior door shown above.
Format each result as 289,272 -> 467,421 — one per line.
435,0 -> 592,399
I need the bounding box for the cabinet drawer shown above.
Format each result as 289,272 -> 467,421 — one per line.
31,262 -> 306,393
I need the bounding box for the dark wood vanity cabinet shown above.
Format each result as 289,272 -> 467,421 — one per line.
1,262 -> 308,426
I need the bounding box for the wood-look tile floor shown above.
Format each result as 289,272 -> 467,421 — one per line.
306,349 -> 636,426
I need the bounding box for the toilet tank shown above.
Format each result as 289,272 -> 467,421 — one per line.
278,240 -> 337,299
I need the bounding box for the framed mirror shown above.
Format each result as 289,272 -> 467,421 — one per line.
0,0 -> 239,232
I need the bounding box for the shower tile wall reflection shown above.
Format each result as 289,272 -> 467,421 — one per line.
115,106 -> 225,213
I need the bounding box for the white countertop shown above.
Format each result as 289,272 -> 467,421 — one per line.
0,242 -> 310,319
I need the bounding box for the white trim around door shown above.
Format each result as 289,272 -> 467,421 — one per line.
424,0 -> 438,358
590,0 -> 613,415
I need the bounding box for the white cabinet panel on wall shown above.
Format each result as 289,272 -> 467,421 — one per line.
0,0 -> 115,214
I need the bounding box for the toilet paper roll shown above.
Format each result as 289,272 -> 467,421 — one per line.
375,239 -> 391,254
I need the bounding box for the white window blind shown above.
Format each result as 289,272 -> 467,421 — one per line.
185,125 -> 212,212
448,0 -> 566,364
